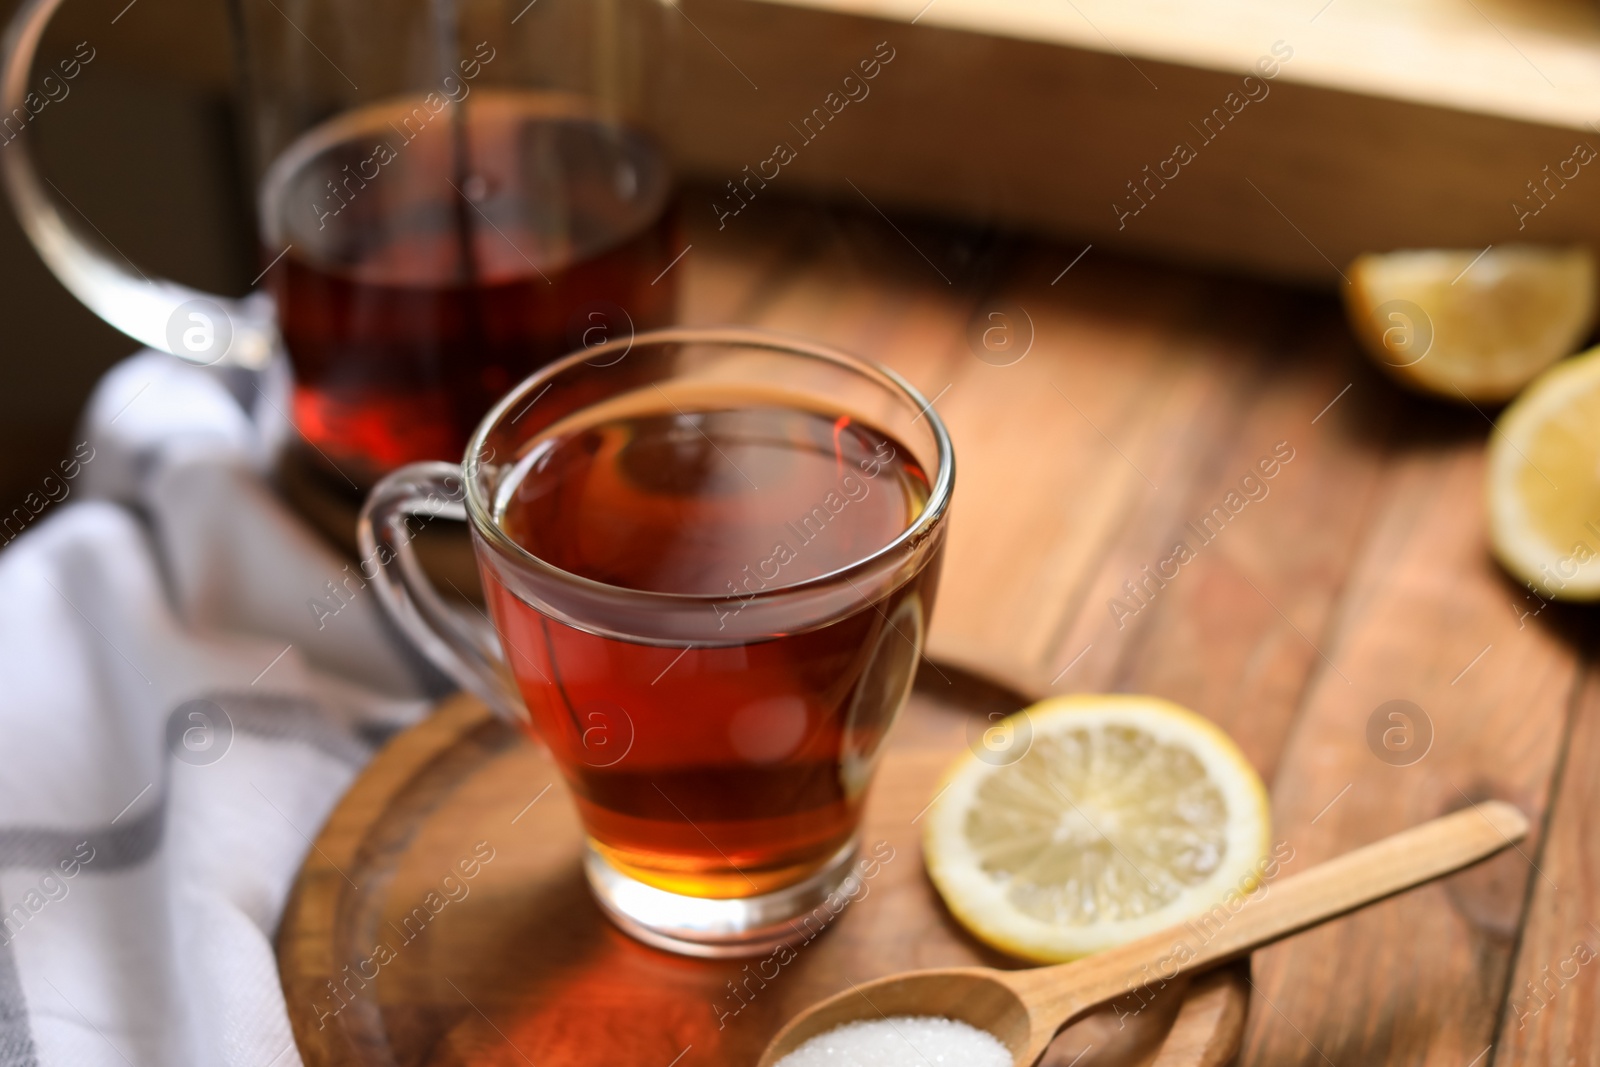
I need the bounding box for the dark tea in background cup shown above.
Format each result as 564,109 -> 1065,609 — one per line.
359,329 -> 955,956
262,91 -> 678,485
1,0 -> 677,489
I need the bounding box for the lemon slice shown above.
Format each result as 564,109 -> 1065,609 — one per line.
1345,246 -> 1596,402
1488,344 -> 1600,600
923,695 -> 1271,962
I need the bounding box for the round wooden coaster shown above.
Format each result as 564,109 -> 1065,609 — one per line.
276,677 -> 1249,1066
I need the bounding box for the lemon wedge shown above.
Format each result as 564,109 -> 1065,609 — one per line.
1488,344 -> 1600,600
1345,246 -> 1596,402
923,695 -> 1271,962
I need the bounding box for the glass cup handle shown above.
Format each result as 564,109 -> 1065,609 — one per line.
358,462 -> 529,726
0,0 -> 277,370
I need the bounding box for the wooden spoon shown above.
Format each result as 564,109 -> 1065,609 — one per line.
758,800 -> 1528,1066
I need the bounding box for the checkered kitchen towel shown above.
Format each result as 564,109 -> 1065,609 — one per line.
0,351 -> 448,1066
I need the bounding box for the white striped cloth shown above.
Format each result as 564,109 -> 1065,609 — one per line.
0,351 -> 446,1067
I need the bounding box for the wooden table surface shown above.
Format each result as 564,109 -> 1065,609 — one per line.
670,192 -> 1597,1064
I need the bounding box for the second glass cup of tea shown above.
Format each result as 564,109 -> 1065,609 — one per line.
359,329 -> 954,956
2,0 -> 677,489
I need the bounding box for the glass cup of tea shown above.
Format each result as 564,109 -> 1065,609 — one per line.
358,328 -> 954,956
1,0 -> 678,489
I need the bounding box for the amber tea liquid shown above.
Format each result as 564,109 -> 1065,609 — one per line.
261,91 -> 677,487
484,398 -> 937,897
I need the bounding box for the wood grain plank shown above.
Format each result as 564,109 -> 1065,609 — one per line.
677,202 -> 828,327
1238,430 -> 1579,1065
914,255 -> 1233,681
1089,324 -> 1396,781
921,250 -> 1397,779
1493,664 -> 1600,1063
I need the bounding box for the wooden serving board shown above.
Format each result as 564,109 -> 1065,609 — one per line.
277,679 -> 1249,1067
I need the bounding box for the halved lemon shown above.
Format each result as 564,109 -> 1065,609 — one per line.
1488,344 -> 1600,600
923,695 -> 1271,962
1345,246 -> 1596,402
